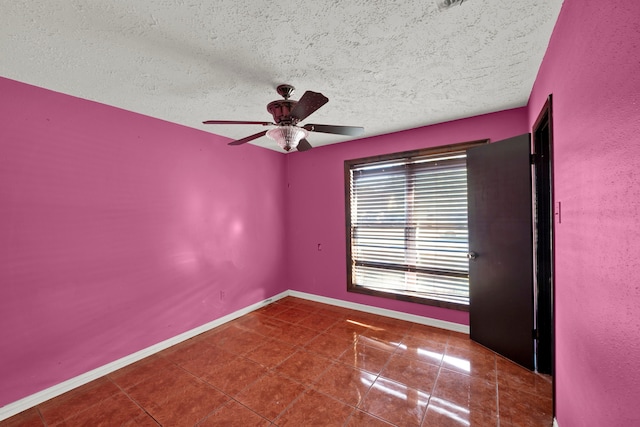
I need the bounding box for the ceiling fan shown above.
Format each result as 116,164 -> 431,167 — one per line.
202,84 -> 364,152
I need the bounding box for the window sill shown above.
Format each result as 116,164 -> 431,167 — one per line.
347,285 -> 470,312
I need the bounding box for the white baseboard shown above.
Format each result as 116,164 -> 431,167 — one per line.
0,289 -> 468,421
553,417 -> 559,427
288,290 -> 470,334
0,291 -> 288,421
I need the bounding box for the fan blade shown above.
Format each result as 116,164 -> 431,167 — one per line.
290,91 -> 329,121
228,130 -> 267,146
297,139 -> 313,152
203,120 -> 273,125
303,124 -> 364,136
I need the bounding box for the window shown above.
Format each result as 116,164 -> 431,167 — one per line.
345,140 -> 487,311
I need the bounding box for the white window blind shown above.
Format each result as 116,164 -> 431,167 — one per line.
348,149 -> 470,306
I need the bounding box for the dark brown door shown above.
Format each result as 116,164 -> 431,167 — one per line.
466,134 -> 534,370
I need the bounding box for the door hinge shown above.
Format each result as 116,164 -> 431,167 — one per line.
532,329 -> 539,339
530,153 -> 538,164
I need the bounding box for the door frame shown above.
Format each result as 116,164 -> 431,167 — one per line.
532,95 -> 555,409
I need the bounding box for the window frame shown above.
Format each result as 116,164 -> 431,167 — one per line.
344,139 -> 489,311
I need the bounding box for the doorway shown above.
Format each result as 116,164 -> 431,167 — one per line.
533,95 -> 555,376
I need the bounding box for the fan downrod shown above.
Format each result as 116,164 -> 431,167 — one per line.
276,84 -> 295,100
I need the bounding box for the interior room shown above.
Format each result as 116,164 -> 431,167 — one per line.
1,0 -> 638,426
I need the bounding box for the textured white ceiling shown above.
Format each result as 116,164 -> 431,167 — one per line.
0,0 -> 563,152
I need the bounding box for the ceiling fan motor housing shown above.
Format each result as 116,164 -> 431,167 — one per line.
267,100 -> 298,125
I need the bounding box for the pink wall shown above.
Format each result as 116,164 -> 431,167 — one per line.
0,78 -> 288,407
286,108 -> 529,325
528,1 -> 640,426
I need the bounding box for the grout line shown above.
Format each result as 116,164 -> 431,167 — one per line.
36,407 -> 48,427
196,397 -> 270,427
419,334 -> 449,426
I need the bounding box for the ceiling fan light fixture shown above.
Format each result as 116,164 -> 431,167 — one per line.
266,125 -> 308,152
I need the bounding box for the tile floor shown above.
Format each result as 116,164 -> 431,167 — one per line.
1,297 -> 553,426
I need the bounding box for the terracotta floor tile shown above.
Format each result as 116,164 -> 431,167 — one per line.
244,338 -> 299,368
123,364 -> 198,408
275,389 -> 354,427
395,334 -> 446,365
39,377 -> 121,425
304,332 -> 353,359
288,298 -> 324,313
497,357 -> 552,396
205,323 -> 248,341
356,334 -> 402,354
325,321 -> 368,342
0,408 -> 45,427
238,315 -> 291,340
498,387 -> 553,427
313,363 -> 377,407
406,324 -> 451,345
275,323 -> 321,346
124,413 -> 160,426
359,313 -> 409,331
165,341 -> 237,377
202,356 -> 269,396
358,322 -> 406,347
52,392 -> 149,427
141,378 -> 230,427
379,354 -> 440,393
345,410 -> 395,427
108,355 -> 175,390
447,332 -> 496,355
230,312 -> 269,329
273,297 -> 307,309
442,345 -> 497,382
422,399 -> 498,427
235,372 -> 306,421
376,316 -> 415,330
295,312 -> 339,331
342,311 -> 380,326
254,302 -> 292,318
365,329 -> 406,345
431,368 -> 497,415
199,400 -> 270,426
209,325 -> 265,355
359,377 -> 430,427
275,349 -> 334,386
314,306 -> 350,318
312,308 -> 345,319
273,307 -> 313,324
162,337 -> 215,363
338,338 -> 395,374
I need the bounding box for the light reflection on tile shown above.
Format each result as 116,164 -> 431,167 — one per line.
360,377 -> 430,426
427,397 -> 472,426
369,376 -> 430,405
442,354 -> 471,373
